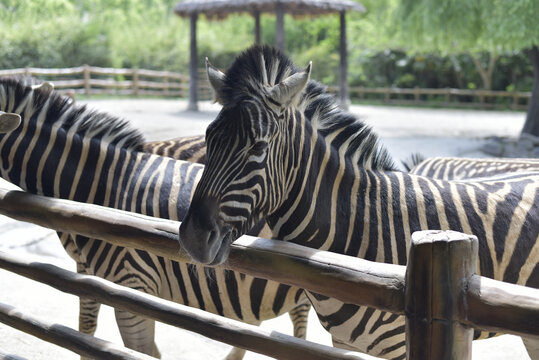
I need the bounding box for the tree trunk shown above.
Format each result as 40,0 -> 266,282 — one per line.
471,53 -> 497,90
521,46 -> 539,137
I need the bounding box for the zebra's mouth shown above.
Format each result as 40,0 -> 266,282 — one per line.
208,229 -> 234,265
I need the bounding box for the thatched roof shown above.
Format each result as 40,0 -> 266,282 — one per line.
174,0 -> 365,19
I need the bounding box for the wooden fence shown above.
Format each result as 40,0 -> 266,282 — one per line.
0,66 -> 211,100
0,186 -> 538,359
340,86 -> 532,110
0,66 -> 531,109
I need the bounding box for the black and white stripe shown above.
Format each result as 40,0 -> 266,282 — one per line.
0,77 -> 310,359
180,46 -> 539,359
408,156 -> 539,180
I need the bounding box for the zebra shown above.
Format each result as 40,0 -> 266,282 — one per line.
143,135 -> 206,164
145,136 -> 539,181
407,155 -> 539,180
0,77 -> 311,360
178,45 -> 539,359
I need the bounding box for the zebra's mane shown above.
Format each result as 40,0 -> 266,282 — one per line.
221,45 -> 396,170
0,77 -> 145,150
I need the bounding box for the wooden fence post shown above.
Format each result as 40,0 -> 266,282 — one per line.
405,230 -> 476,360
133,68 -> 139,96
163,75 -> 169,96
83,64 -> 91,95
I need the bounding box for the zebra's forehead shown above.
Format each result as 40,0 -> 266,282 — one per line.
208,101 -> 276,143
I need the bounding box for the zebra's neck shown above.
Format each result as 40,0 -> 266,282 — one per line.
0,119 -> 196,222
268,121 -> 537,280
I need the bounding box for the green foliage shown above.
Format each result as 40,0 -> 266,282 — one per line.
0,0 -> 533,94
392,0 -> 539,53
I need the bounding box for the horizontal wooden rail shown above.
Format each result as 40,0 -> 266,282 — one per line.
0,66 -> 530,106
465,275 -> 539,339
0,66 -> 193,99
0,251 -> 376,360
0,186 -> 406,314
0,301 -> 155,360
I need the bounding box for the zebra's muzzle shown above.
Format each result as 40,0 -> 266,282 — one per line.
179,197 -> 231,265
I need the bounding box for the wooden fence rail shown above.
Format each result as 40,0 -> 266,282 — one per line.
0,251 -> 367,360
0,66 -> 531,109
329,86 -> 531,110
0,186 -> 538,359
0,301 -> 155,360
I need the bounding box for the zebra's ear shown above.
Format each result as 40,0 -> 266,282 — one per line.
0,111 -> 21,133
269,61 -> 311,108
206,58 -> 226,105
32,81 -> 54,94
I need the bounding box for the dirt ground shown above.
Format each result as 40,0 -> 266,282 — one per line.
0,99 -> 532,359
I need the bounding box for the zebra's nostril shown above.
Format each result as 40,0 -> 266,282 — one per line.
208,230 -> 217,244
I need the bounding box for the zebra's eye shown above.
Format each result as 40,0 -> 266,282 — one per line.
249,141 -> 268,156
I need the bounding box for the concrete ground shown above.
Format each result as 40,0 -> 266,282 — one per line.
0,99 -> 532,359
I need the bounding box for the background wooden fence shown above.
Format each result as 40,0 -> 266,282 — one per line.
0,187 -> 538,359
0,66 -> 531,109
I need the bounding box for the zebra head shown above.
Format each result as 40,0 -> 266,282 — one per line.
179,46 -> 311,265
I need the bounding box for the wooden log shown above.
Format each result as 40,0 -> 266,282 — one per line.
0,301 -> 155,360
0,187 -> 406,314
253,10 -> 261,45
83,64 -> 91,95
339,10 -> 349,110
132,68 -> 139,96
188,13 -> 199,111
275,3 -> 285,51
405,230 -> 476,360
0,251 -> 375,360
1,188 -> 538,339
465,275 -> 539,339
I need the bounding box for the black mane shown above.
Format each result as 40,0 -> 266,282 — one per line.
219,45 -> 396,171
0,77 -> 145,150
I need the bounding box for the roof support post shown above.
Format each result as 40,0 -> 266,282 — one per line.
339,10 -> 350,110
254,11 -> 261,45
188,12 -> 199,111
275,3 -> 285,51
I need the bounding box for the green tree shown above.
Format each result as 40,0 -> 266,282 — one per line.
392,0 -> 539,136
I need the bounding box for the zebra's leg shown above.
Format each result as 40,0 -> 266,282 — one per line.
522,336 -> 539,360
114,309 -> 161,358
223,320 -> 261,360
288,303 -> 311,339
76,262 -> 101,360
224,347 -> 247,360
77,262 -> 100,336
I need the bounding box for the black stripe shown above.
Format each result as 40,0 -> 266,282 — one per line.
504,187 -> 538,284
205,268 -> 224,316
456,183 -> 493,277
386,173 -> 407,265
346,169 -> 368,257
365,171 -> 379,261
367,324 -> 405,352
73,138 -> 101,202
350,307 -> 375,342
317,303 -> 359,330
417,177 -> 441,230
272,284 -> 292,316
172,261 -> 189,306
187,264 -> 205,310
59,133 -> 83,199
224,270 -> 243,319
249,278 -> 267,320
